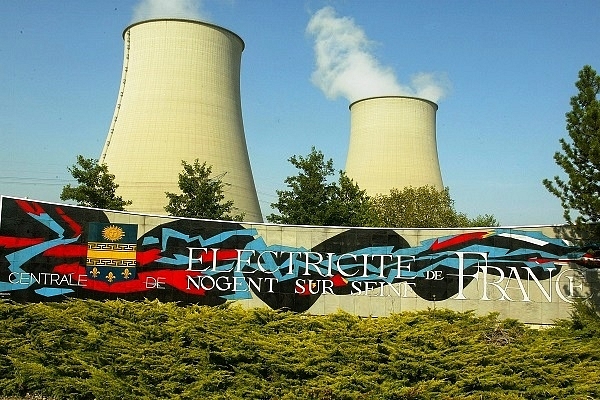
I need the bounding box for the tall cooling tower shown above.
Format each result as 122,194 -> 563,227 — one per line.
345,96 -> 443,196
100,19 -> 263,222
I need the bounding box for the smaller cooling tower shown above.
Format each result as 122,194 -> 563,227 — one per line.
345,96 -> 443,196
100,19 -> 262,222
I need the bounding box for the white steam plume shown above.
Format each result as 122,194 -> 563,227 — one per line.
132,0 -> 208,23
306,6 -> 448,103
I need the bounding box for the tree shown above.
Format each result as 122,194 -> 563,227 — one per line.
465,213 -> 499,228
369,186 -> 498,228
329,171 -> 378,227
267,147 -> 374,226
60,155 -> 132,210
543,65 -> 600,240
267,147 -> 335,225
164,159 -> 243,221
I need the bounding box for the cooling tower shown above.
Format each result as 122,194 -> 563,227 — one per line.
100,19 -> 263,222
345,96 -> 443,196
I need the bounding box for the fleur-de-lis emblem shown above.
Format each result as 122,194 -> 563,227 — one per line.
87,222 -> 138,284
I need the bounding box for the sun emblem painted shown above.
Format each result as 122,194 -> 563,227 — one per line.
102,225 -> 125,242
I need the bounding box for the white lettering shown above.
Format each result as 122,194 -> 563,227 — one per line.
236,249 -> 255,272
336,253 -> 359,277
480,265 -> 511,301
186,247 -> 212,272
449,252 -> 485,300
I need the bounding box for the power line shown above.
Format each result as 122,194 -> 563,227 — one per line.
0,176 -> 73,186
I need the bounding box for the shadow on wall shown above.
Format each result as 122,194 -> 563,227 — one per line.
554,223 -> 600,311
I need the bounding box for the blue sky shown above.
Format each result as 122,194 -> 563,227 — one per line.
1,0 -> 599,226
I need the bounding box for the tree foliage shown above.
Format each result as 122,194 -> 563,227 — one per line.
466,213 -> 500,228
369,186 -> 498,228
60,155 -> 131,210
543,65 -> 600,240
267,147 -> 373,226
164,159 -> 243,221
0,300 -> 599,399
268,148 -> 498,228
330,171 -> 377,227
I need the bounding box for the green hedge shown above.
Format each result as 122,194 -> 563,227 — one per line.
0,300 -> 599,399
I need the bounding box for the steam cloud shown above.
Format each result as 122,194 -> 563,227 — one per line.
132,0 -> 208,22
307,6 -> 448,104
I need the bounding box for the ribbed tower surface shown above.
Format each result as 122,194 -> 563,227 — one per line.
345,96 -> 443,196
100,19 -> 263,222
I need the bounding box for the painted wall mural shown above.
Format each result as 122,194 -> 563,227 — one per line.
1,196 -> 598,324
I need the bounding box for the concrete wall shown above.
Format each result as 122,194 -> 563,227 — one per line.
1,196 -> 598,325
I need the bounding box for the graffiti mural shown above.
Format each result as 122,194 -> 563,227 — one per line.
0,196 -> 598,323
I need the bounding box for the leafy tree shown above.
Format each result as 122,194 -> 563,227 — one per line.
165,159 -> 243,221
60,155 -> 132,210
465,213 -> 499,227
267,147 -> 374,226
267,147 -> 336,225
329,171 -> 378,227
369,186 -> 499,228
543,65 -> 600,240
